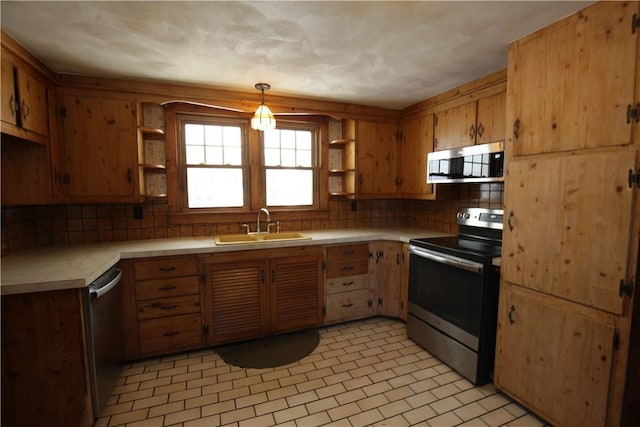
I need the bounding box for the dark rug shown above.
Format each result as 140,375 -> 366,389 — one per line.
217,329 -> 320,369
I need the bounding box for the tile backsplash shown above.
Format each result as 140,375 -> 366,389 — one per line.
1,183 -> 503,256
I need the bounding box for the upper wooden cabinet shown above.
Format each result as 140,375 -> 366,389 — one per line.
433,91 -> 506,151
59,94 -> 137,202
1,57 -> 50,144
356,120 -> 400,197
507,1 -> 639,156
399,113 -> 435,198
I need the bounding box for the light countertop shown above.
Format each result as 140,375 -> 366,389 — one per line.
1,227 -> 450,295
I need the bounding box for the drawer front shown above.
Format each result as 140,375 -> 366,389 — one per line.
326,258 -> 369,278
136,276 -> 200,300
326,244 -> 369,261
138,313 -> 202,355
137,295 -> 201,320
325,289 -> 372,323
326,274 -> 369,294
134,257 -> 198,281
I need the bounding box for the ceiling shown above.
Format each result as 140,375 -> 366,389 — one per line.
1,1 -> 592,110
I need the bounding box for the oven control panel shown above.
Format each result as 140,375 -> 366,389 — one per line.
456,208 -> 504,230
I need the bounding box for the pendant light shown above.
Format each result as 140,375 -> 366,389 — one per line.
251,83 -> 276,131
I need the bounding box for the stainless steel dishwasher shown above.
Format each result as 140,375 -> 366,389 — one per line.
85,266 -> 124,419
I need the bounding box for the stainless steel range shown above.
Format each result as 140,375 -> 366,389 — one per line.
407,207 -> 503,385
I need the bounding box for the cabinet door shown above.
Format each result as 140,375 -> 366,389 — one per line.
475,91 -> 505,145
507,2 -> 639,156
502,149 -> 636,315
15,68 -> 49,137
203,259 -> 269,344
61,95 -> 137,201
495,282 -> 614,427
270,254 -> 323,332
370,241 -> 402,318
357,120 -> 399,196
399,113 -> 434,197
434,101 -> 476,151
1,59 -> 17,126
400,243 -> 409,321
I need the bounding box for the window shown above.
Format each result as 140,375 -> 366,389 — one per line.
179,116 -> 248,209
263,126 -> 316,207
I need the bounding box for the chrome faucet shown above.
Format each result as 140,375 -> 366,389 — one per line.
256,207 -> 271,234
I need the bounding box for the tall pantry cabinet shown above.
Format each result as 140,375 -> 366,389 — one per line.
494,2 -> 640,427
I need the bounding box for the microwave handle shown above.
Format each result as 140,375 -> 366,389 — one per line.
408,245 -> 483,273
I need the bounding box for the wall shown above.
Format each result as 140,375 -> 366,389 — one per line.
1,183 -> 503,256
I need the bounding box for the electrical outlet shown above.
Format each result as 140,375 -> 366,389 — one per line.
133,205 -> 143,220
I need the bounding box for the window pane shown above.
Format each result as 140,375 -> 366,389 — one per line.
205,147 -> 223,164
264,148 -> 280,166
281,149 -> 296,167
224,147 -> 242,165
264,129 -> 280,148
185,124 -> 204,145
204,125 -> 222,146
186,146 -> 205,164
297,149 -> 312,167
187,167 -> 244,208
280,129 -> 296,149
296,131 -> 311,150
185,123 -> 242,166
266,169 -> 313,206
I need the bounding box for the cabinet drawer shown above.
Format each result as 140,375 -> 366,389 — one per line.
138,313 -> 202,355
326,259 -> 368,278
135,276 -> 200,300
136,294 -> 201,320
134,257 -> 198,281
325,289 -> 372,323
326,274 -> 369,294
326,244 -> 369,261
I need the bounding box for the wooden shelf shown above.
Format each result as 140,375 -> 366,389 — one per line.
329,168 -> 356,174
140,163 -> 167,171
329,138 -> 355,146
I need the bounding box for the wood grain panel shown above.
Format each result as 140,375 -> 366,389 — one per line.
326,243 -> 369,261
138,313 -> 202,355
326,259 -> 369,279
134,257 -> 198,281
399,112 -> 434,197
135,276 -> 200,300
326,274 -> 369,294
136,294 -> 201,320
434,101 -> 477,151
325,289 -> 372,324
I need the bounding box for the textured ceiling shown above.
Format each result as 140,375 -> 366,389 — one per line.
1,1 -> 592,110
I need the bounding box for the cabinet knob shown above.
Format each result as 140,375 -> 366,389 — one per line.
477,122 -> 484,138
513,119 -> 521,140
469,124 -> 476,139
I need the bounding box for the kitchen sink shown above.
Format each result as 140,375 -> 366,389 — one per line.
214,232 -> 311,245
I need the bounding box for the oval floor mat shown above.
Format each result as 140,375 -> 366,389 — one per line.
216,328 -> 320,369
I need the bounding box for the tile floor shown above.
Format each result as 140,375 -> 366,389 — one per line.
96,318 -> 549,427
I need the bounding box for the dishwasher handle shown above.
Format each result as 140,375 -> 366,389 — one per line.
89,268 -> 122,299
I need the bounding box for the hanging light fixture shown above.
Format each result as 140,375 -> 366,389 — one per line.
251,82 -> 276,131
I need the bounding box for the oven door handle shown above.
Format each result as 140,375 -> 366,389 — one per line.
408,246 -> 483,273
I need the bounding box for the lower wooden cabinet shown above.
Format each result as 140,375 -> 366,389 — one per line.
370,241 -> 404,318
201,246 -> 324,345
494,282 -> 615,427
324,243 -> 374,323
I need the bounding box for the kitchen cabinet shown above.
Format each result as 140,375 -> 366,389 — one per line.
123,256 -> 202,358
495,3 -> 640,426
370,241 -> 403,318
324,243 -> 374,323
356,120 -> 401,197
495,283 -> 615,427
399,112 -> 435,198
506,1 -> 639,156
1,57 -> 50,144
59,94 -> 137,202
2,289 -> 94,427
202,246 -> 323,344
400,243 -> 410,321
433,90 -> 505,151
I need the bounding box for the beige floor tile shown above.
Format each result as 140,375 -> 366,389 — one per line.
295,377 -> 326,393
163,407 -> 201,425
108,408 -> 149,426
305,396 -> 340,414
478,393 -> 511,411
335,388 -> 367,405
356,393 -> 389,412
453,401 -> 488,421
101,401 -> 134,417
124,416 -> 165,427
131,394 -> 169,410
403,403 -> 438,425
505,413 -> 549,427
430,395 -> 463,414
327,401 -> 361,421
147,401 -> 184,418
200,400 -> 235,418
237,413 -> 274,427
349,408 -> 385,427
426,411 -> 463,427
273,404 -> 308,424
378,399 -> 412,418
286,390 -> 318,407
343,375 -> 373,390
218,385 -> 250,402
265,384 -> 298,401
118,388 -> 154,403
183,414 -> 221,427
481,407 -> 517,426
157,366 -> 188,378
235,391 -> 268,408
219,406 -> 255,425
253,398 -> 288,416
295,410 -> 332,427
373,414 -> 411,426
184,393 -> 219,410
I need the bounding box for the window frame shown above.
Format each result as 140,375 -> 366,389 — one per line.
176,113 -> 251,213
258,120 -> 321,211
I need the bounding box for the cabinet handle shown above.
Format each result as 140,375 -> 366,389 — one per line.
508,210 -> 515,231
342,281 -> 354,287
163,331 -> 179,337
396,253 -> 400,265
343,250 -> 355,256
8,94 -> 17,117
508,305 -> 516,324
159,285 -> 177,291
513,118 -> 521,140
127,168 -> 133,184
342,266 -> 354,272
477,122 -> 484,138
158,266 -> 176,273
469,124 -> 476,139
160,304 -> 178,311
342,303 -> 353,308
20,100 -> 30,120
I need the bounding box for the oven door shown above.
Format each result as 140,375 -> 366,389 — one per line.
407,245 -> 484,350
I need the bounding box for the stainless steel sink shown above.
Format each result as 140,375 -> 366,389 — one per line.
214,232 -> 311,245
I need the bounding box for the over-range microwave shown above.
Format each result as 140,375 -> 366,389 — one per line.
426,141 -> 504,184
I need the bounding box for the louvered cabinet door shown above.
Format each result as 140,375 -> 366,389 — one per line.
269,254 -> 323,333
204,259 -> 269,344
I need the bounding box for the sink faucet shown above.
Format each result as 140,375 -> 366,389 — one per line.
257,207 -> 271,234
